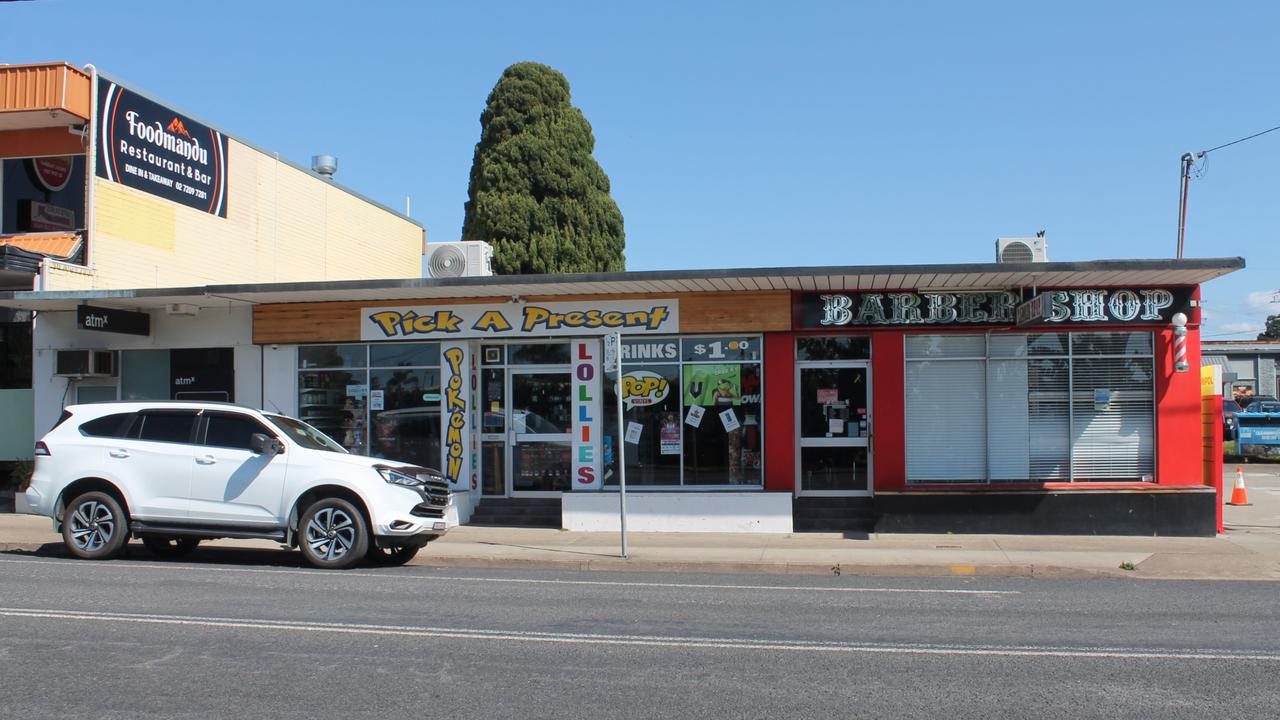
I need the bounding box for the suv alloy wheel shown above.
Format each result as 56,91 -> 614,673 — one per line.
62,491 -> 129,560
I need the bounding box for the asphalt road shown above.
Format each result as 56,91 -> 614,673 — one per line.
0,553 -> 1277,720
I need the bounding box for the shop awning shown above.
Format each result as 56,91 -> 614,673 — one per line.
0,256 -> 1245,312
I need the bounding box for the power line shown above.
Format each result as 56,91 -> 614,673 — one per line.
1176,121 -> 1280,258
1202,124 -> 1280,155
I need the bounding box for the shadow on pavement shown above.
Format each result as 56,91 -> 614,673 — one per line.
2,541 -> 307,568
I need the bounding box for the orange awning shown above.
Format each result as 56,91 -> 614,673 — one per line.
0,232 -> 82,259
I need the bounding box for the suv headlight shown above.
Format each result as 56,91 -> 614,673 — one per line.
376,466 -> 422,487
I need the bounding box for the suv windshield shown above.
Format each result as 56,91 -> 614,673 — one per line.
265,414 -> 348,453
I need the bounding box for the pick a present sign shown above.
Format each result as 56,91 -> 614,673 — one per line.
361,299 -> 679,340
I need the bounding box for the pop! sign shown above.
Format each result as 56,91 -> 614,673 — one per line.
622,370 -> 670,409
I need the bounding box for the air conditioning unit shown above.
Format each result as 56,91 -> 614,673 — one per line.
424,241 -> 494,278
996,236 -> 1048,263
55,350 -> 116,377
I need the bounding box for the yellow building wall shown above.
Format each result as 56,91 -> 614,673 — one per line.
48,139 -> 423,290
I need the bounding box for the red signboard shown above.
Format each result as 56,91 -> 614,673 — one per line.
30,157 -> 73,192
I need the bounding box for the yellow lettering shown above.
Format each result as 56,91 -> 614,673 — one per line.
369,311 -> 403,337
474,310 -> 512,332
522,306 -> 552,332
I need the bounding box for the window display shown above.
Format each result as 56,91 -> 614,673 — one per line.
298,343 -> 441,469
609,336 -> 763,488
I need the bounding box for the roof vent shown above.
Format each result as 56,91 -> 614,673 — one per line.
311,154 -> 337,179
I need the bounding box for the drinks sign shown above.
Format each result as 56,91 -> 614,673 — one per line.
797,289 -> 1193,328
96,81 -> 229,217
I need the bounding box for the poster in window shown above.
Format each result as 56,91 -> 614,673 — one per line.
659,413 -> 681,455
683,364 -> 741,406
684,405 -> 705,428
625,421 -> 643,444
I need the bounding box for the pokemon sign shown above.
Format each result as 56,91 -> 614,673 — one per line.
361,300 -> 679,341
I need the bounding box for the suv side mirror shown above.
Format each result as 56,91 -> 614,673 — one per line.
249,433 -> 282,455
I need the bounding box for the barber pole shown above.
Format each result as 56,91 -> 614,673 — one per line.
1172,312 -> 1189,372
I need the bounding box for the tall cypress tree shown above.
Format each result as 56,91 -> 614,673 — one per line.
462,62 -> 625,274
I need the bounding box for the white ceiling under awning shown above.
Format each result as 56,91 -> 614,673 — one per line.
0,257 -> 1245,312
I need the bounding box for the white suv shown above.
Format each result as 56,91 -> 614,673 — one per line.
18,401 -> 451,569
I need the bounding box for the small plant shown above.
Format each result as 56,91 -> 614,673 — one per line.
5,460 -> 33,490
831,564 -> 842,576
1119,561 -> 1137,571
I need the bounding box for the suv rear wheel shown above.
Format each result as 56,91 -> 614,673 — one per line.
62,491 -> 129,560
298,498 -> 368,570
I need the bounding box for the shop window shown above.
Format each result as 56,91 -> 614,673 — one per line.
370,343 -> 439,368
620,363 -> 682,486
299,345 -> 366,369
609,336 -> 764,488
0,323 -> 32,389
905,332 -> 1154,484
370,368 -> 442,469
796,336 -> 870,361
298,343 -> 441,464
508,343 -> 571,365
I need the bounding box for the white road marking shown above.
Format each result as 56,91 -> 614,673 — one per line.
0,556 -> 1018,595
1,607 -> 1274,661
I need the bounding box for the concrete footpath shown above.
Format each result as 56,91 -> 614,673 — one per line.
2,464 -> 1278,580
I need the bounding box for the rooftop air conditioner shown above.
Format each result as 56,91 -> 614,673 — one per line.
996,236 -> 1048,263
55,350 -> 116,378
425,241 -> 494,278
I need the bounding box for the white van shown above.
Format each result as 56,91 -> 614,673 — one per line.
17,401 -> 451,569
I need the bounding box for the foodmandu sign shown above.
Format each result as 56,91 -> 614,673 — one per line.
797,288 -> 1193,328
96,81 -> 229,217
360,300 -> 679,340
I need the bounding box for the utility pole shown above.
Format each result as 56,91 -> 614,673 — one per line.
1175,152 -> 1201,259
1176,123 -> 1280,257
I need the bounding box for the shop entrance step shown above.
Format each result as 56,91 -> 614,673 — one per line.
792,497 -> 876,533
468,498 -> 563,528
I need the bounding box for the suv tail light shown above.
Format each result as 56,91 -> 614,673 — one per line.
34,441 -> 50,456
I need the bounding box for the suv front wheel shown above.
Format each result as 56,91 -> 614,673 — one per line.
62,491 -> 129,560
298,498 -> 369,570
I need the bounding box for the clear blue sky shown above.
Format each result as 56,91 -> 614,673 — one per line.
4,0 -> 1276,337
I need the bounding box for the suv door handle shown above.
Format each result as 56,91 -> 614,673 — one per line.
196,455 -> 217,465
108,449 -> 129,459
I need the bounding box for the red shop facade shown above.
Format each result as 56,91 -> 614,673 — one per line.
764,276 -> 1230,536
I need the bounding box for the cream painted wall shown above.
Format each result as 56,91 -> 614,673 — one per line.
51,140 -> 423,290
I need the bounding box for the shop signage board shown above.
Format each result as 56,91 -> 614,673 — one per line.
96,80 -> 229,217
361,299 -> 679,341
572,339 -> 603,490
30,157 -> 74,192
797,288 -> 1194,328
440,343 -> 470,489
76,304 -> 150,336
18,200 -> 76,231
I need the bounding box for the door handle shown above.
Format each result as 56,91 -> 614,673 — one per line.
108,449 -> 129,459
196,455 -> 217,465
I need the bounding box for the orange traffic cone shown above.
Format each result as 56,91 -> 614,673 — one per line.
1229,467 -> 1251,506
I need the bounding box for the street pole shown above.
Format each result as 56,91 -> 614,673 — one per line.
614,331 -> 628,558
1176,152 -> 1195,259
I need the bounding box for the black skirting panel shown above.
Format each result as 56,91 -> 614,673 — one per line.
871,489 -> 1217,537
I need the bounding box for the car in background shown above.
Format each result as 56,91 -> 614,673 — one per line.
17,401 -> 451,569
